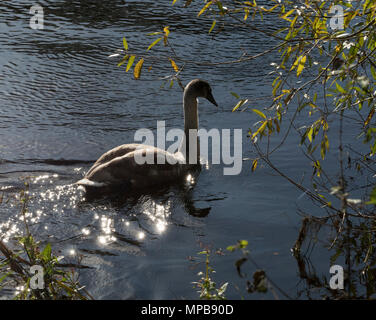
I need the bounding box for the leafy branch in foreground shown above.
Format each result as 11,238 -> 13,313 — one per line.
0,179 -> 93,300
192,248 -> 228,300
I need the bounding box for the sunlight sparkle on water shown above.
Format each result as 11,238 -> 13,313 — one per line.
186,173 -> 195,185
100,216 -> 114,235
98,235 -> 117,245
141,200 -> 170,235
156,220 -> 166,233
138,232 -> 145,240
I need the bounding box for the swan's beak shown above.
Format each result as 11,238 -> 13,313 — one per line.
207,91 -> 218,107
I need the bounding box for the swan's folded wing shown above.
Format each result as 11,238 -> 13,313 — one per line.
78,147 -> 185,187
84,143 -> 143,177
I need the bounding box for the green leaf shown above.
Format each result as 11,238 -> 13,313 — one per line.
335,82 -> 346,94
147,37 -> 162,51
239,240 -> 248,248
209,20 -> 216,33
42,243 -> 52,261
290,55 -> 301,71
230,92 -> 240,99
290,15 -> 298,28
272,79 -> 282,96
367,187 -> 376,205
252,121 -> 267,140
147,32 -> 163,36
232,99 -> 248,112
252,109 -> 266,119
244,7 -> 250,21
0,272 -> 12,285
123,37 -> 128,51
307,127 -> 314,143
198,1 -> 213,17
281,9 -> 295,21
126,55 -> 136,72
117,55 -> 129,67
296,55 -> 307,77
371,65 -> 376,80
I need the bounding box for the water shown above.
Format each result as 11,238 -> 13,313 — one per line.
0,1 -> 360,299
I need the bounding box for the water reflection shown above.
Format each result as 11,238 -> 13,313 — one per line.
79,169 -> 212,246
292,215 -> 376,299
0,169 -> 213,254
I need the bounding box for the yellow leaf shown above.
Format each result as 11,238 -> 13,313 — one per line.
117,55 -> 129,67
251,159 -> 258,172
272,79 -> 282,96
163,26 -> 170,37
163,27 -> 170,46
364,108 -> 375,127
322,119 -> 329,131
290,56 -> 299,71
296,55 -> 307,77
252,121 -> 267,140
290,15 -> 298,28
134,58 -> 144,80
273,93 -> 285,101
147,37 -> 162,50
244,7 -> 250,20
198,1 -> 213,17
172,0 -> 178,5
232,99 -> 248,112
123,37 -> 128,51
252,109 -> 266,119
281,9 -> 295,21
267,4 -> 279,12
209,20 -> 216,33
307,127 -> 313,143
274,118 -> 280,133
126,55 -> 135,72
169,58 -> 179,72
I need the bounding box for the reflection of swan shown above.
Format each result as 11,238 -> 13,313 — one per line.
77,79 -> 217,189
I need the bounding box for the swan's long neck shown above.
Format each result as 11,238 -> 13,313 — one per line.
179,89 -> 200,163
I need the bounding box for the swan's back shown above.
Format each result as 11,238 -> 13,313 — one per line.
76,144 -> 188,188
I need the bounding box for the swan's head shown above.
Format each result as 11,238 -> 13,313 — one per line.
185,79 -> 218,107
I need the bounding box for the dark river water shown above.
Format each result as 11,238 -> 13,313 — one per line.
0,0 -> 360,299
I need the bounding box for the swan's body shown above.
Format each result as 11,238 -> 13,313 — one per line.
76,79 -> 218,189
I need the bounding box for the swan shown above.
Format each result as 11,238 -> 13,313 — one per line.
76,79 -> 218,189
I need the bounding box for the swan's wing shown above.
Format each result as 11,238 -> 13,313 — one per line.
84,143 -> 142,177
77,146 -> 185,187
